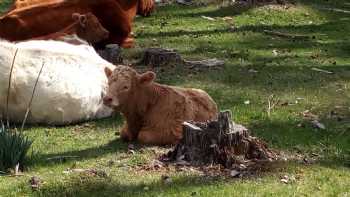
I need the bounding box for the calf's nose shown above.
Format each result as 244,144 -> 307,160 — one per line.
103,96 -> 113,106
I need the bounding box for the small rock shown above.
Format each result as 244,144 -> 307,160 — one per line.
311,120 -> 326,130
143,186 -> 149,191
244,100 -> 250,105
239,164 -> 247,170
297,123 -> 305,128
272,49 -> 278,56
280,178 -> 289,184
230,170 -> 240,178
128,150 -> 135,155
248,69 -> 258,73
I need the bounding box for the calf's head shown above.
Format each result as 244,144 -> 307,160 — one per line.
72,13 -> 109,44
103,66 -> 156,110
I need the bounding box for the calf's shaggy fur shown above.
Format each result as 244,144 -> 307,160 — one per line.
103,66 -> 218,145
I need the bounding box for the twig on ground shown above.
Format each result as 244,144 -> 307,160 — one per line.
21,61 -> 45,132
46,156 -> 80,161
1,173 -> 26,177
311,68 -> 333,74
263,30 -> 310,40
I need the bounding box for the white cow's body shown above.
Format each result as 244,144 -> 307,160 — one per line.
0,40 -> 114,125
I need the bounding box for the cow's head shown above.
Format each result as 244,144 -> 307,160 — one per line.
103,65 -> 156,110
72,13 -> 109,44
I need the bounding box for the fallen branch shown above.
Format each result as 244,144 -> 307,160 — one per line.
263,30 -> 310,40
46,155 -> 79,161
311,67 -> 333,74
184,58 -> 225,69
1,173 -> 26,177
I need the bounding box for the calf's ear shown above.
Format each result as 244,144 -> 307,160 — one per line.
139,71 -> 156,85
104,67 -> 113,78
79,15 -> 87,27
72,13 -> 80,21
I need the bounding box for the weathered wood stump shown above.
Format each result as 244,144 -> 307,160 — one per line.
97,44 -> 123,65
142,48 -> 183,67
164,111 -> 276,168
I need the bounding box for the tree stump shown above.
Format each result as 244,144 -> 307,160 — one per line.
142,48 -> 183,67
97,44 -> 123,65
164,111 -> 276,168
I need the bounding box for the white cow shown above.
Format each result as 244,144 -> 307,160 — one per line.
0,39 -> 115,125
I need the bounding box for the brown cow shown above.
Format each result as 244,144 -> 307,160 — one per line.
31,12 -> 109,45
103,65 -> 218,145
11,0 -> 155,17
0,0 -> 151,48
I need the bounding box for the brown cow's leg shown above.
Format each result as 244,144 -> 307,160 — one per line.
91,0 -> 134,47
137,130 -> 165,145
137,0 -> 155,16
120,124 -> 134,142
137,126 -> 182,145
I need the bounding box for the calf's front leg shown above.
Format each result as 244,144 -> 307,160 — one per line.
137,125 -> 182,145
119,124 -> 134,142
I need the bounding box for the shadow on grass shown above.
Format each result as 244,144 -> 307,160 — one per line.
27,138 -> 128,168
35,174 -> 240,197
246,117 -> 350,167
138,19 -> 350,58
166,0 -> 350,19
25,115 -> 127,168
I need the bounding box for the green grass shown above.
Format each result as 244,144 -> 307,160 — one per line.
1,0 -> 350,196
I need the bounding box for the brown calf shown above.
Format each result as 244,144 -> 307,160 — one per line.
31,12 -> 109,45
11,0 -> 155,17
103,65 -> 218,145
